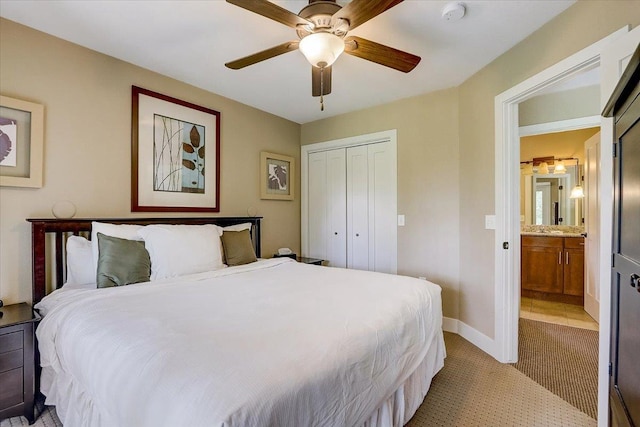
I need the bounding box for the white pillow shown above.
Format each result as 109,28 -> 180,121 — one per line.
65,236 -> 95,289
91,222 -> 145,275
137,224 -> 225,280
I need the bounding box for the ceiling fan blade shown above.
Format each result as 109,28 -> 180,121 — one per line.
226,0 -> 311,29
332,0 -> 403,31
225,41 -> 299,70
344,36 -> 420,73
312,66 -> 332,97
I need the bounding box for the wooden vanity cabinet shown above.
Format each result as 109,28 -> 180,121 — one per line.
521,236 -> 564,294
563,237 -> 585,296
521,235 -> 584,304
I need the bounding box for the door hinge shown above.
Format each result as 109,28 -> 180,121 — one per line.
503,242 -> 509,250
613,142 -> 617,158
612,253 -> 615,268
609,362 -> 612,377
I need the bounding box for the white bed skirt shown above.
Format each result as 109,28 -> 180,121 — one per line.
362,328 -> 445,427
41,328 -> 445,427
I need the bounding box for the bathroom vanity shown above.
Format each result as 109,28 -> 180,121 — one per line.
521,234 -> 585,305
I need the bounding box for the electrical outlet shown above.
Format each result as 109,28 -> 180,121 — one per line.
398,215 -> 405,226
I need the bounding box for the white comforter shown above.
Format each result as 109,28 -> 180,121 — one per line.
36,258 -> 444,427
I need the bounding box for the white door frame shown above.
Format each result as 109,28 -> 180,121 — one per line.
584,131 -> 601,323
301,129 -> 398,260
494,27 -> 629,426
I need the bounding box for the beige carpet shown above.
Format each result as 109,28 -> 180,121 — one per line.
2,333 -> 595,427
406,333 -> 595,427
511,318 -> 598,419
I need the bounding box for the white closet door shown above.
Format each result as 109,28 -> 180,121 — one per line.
327,149 -> 347,268
367,141 -> 397,274
347,145 -> 370,270
308,151 -> 328,261
308,149 -> 347,267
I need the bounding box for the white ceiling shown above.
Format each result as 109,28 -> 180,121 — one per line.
0,0 -> 575,124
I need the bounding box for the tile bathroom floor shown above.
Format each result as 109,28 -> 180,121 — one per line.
520,297 -> 599,331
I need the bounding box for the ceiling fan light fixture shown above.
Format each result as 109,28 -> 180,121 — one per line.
299,32 -> 345,68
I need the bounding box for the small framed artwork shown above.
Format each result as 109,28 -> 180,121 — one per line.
131,86 -> 221,212
261,151 -> 294,201
0,95 -> 44,188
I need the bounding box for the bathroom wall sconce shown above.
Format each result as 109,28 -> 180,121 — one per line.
538,162 -> 550,174
520,156 -> 575,175
520,156 -> 584,199
553,160 -> 566,174
569,158 -> 585,199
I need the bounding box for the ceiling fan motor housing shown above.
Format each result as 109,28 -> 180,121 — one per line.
297,1 -> 347,39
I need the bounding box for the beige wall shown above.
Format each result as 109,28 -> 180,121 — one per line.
301,88 -> 461,319
519,85 -> 600,126
2,0 -> 639,337
458,0 -> 640,337
0,19 -> 301,304
520,127 -> 599,164
302,1 -> 640,336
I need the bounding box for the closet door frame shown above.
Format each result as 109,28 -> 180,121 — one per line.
301,129 -> 398,272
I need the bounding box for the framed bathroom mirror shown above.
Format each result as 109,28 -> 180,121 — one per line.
521,165 -> 583,226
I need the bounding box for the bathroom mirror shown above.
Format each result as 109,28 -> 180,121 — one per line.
521,165 -> 583,226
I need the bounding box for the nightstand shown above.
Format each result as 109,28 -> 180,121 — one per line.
297,257 -> 324,266
273,253 -> 297,260
273,254 -> 324,265
0,303 -> 39,424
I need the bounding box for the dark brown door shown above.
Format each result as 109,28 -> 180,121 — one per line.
610,97 -> 640,427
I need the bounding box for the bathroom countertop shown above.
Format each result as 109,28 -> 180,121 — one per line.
521,231 -> 584,237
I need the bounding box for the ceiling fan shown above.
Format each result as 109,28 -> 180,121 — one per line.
225,0 -> 421,110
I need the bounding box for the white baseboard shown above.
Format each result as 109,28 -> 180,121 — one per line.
443,317 -> 496,358
442,317 -> 459,333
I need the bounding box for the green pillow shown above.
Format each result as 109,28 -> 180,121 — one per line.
96,233 -> 151,288
221,229 -> 257,266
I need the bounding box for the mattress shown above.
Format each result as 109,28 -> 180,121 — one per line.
35,258 -> 445,427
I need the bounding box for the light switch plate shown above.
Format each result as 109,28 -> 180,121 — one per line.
485,215 -> 496,230
398,215 -> 405,226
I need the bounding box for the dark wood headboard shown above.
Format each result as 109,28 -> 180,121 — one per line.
27,217 -> 262,304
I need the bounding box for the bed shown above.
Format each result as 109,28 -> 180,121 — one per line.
28,217 -> 445,427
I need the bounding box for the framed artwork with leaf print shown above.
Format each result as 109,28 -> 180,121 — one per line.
260,151 -> 294,201
131,86 -> 220,212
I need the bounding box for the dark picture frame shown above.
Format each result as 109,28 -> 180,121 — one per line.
131,86 -> 220,212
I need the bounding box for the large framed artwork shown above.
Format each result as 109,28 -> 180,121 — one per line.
260,151 -> 294,201
131,86 -> 220,212
0,95 -> 44,188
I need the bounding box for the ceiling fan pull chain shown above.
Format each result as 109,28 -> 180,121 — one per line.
320,66 -> 325,111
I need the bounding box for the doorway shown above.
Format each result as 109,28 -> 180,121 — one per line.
494,25 -> 640,426
519,125 -> 600,328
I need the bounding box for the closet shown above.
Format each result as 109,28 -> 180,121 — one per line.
302,132 -> 397,274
